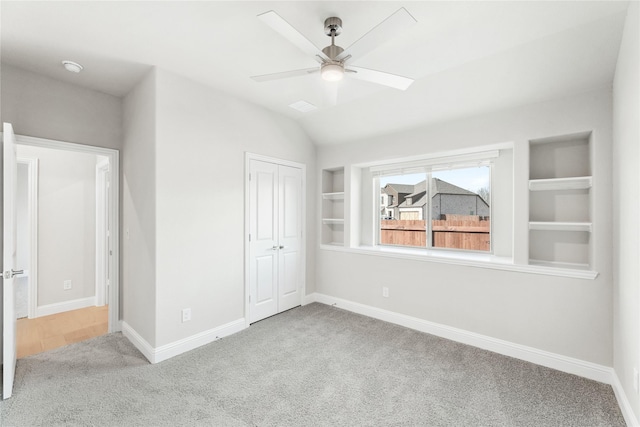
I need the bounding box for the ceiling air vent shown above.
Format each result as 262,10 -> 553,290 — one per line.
288,100 -> 317,113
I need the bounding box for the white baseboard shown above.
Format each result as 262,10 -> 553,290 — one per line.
302,293 -> 316,306
611,372 -> 640,427
121,319 -> 246,364
121,321 -> 155,363
309,293 -> 612,383
36,296 -> 96,318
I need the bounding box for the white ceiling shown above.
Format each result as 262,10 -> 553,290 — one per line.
1,1 -> 629,145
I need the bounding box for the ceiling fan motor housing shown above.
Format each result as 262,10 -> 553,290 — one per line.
324,17 -> 342,36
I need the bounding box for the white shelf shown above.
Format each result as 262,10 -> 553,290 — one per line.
528,221 -> 592,232
322,218 -> 345,225
322,191 -> 345,200
529,176 -> 592,191
528,259 -> 591,271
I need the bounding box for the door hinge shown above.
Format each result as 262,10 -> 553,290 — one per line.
249,234 -> 251,242
106,279 -> 110,286
249,173 -> 251,181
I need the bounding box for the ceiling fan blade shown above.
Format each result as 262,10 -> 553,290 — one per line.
347,66 -> 414,91
251,67 -> 319,82
258,11 -> 330,63
336,8 -> 417,62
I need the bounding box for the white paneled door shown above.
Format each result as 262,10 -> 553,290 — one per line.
3,123 -> 19,399
249,159 -> 303,323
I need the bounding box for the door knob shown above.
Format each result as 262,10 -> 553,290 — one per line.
2,269 -> 24,279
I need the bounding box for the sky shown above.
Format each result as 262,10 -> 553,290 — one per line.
380,166 -> 490,193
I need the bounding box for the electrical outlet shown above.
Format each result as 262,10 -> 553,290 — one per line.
382,287 -> 389,298
182,308 -> 191,323
634,368 -> 639,393
63,280 -> 72,290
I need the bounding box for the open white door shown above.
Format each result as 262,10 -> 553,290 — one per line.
3,122 -> 19,399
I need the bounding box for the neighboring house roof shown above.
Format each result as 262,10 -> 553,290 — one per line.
406,179 -> 427,197
431,178 -> 477,196
382,183 -> 415,195
398,193 -> 427,208
383,178 -> 488,206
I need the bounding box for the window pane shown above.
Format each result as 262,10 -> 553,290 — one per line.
431,166 -> 490,251
380,173 -> 427,248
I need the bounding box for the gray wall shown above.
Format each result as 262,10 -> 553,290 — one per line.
122,69 -> 157,347
612,1 -> 640,421
0,63 -> 123,364
0,64 -> 122,150
17,145 -> 98,307
317,87 -> 613,366
152,68 -> 316,347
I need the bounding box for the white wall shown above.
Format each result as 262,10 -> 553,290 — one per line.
612,1 -> 640,421
17,145 -> 98,307
316,87 -> 613,365
1,63 -> 123,364
152,68 -> 316,347
122,70 -> 157,347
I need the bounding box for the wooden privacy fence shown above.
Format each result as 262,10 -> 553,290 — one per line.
381,215 -> 490,251
380,220 -> 426,246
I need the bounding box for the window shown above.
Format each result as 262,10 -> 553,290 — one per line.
377,164 -> 492,252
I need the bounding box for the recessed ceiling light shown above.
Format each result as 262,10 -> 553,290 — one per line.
62,60 -> 83,73
289,100 -> 318,113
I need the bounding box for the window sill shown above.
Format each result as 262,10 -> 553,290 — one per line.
319,244 -> 599,280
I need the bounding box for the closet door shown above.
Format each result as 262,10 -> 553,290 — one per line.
277,165 -> 302,313
248,160 -> 302,323
249,160 -> 279,322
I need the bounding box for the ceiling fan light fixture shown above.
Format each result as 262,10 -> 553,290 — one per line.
321,63 -> 344,82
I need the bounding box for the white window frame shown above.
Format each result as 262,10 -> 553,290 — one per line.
373,152 -> 496,254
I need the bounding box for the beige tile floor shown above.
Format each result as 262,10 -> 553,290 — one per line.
16,305 -> 108,359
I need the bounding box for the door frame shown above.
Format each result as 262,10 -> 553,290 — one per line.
244,153 -> 306,328
16,157 -> 38,319
10,134 -> 120,333
95,158 -> 110,307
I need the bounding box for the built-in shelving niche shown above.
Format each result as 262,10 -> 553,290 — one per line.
528,132 -> 592,269
321,167 -> 345,246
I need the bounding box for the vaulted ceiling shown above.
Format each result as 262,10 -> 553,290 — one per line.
1,1 -> 629,145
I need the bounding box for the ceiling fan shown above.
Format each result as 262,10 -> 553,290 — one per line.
251,8 -> 417,97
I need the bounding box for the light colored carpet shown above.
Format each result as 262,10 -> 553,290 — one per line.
0,303 -> 625,426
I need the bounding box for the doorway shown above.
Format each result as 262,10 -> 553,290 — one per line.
245,154 -> 306,325
13,135 -> 119,357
